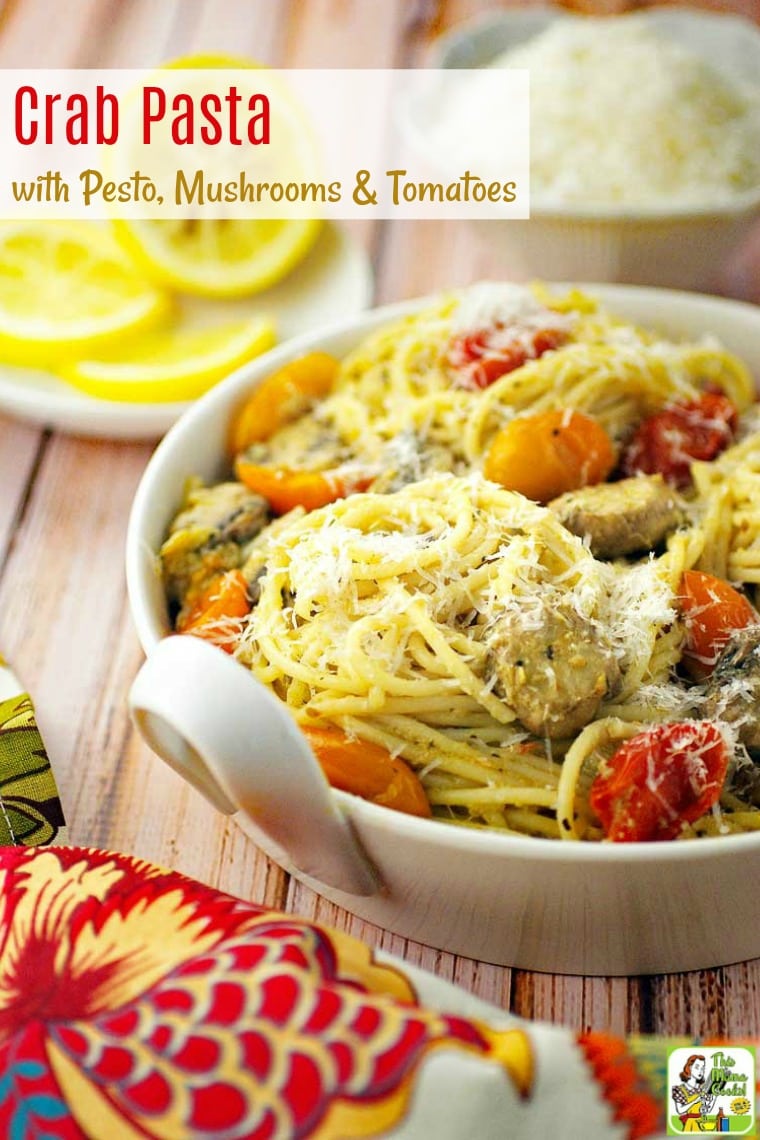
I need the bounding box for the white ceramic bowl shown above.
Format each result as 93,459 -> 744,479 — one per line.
127,284 -> 760,976
416,8 -> 760,290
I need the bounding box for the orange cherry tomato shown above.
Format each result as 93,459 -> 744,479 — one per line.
230,351 -> 339,453
177,569 -> 251,653
484,409 -> 615,503
589,721 -> 729,842
679,569 -> 757,680
235,458 -> 372,515
302,725 -> 431,818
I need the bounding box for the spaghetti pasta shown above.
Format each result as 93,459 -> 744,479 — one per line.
325,285 -> 755,475
161,283 -> 760,842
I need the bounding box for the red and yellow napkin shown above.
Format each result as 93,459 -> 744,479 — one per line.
0,843 -> 675,1140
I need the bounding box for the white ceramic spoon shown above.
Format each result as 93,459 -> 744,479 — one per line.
129,635 -> 380,896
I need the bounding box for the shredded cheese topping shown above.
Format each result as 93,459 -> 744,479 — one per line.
489,16 -> 760,206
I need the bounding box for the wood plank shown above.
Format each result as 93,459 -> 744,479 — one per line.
175,0 -> 289,63
95,0 -> 187,67
109,727 -> 289,910
511,973 -> 646,1037
374,219 -> 508,305
0,0 -> 285,69
98,0 -> 286,67
439,0 -> 540,29
0,0 -> 118,66
649,963 -> 760,1039
0,436 -> 152,786
0,416 -> 41,566
280,0 -> 411,67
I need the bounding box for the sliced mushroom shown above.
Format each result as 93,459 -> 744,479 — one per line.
487,597 -> 620,738
703,625 -> 760,752
370,432 -> 453,494
243,416 -> 351,472
161,481 -> 270,607
240,505 -> 307,605
549,475 -> 684,559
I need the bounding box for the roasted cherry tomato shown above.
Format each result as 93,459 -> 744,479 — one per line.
589,721 -> 729,842
177,569 -> 251,653
229,352 -> 339,453
484,409 -> 615,503
235,458 -> 372,515
447,326 -> 567,390
621,391 -> 738,489
679,569 -> 757,680
303,725 -> 431,817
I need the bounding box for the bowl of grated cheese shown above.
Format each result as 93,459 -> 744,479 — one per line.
126,281 -> 760,976
421,8 -> 760,289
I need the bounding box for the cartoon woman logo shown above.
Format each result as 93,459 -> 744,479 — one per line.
671,1054 -> 717,1132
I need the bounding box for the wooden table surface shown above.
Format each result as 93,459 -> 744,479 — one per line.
0,0 -> 757,1043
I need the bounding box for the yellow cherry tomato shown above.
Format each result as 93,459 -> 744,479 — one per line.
230,352 -> 339,452
484,409 -> 615,503
303,724 -> 431,818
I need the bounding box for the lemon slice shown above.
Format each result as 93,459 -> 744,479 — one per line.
59,316 -> 276,403
0,222 -> 170,367
110,53 -> 323,297
111,217 -> 322,299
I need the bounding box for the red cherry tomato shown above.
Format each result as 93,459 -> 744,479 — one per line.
679,570 -> 757,680
589,721 -> 729,842
621,391 -> 738,488
447,326 -> 567,390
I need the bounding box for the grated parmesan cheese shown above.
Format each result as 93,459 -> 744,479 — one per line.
599,558 -> 677,673
451,281 -> 574,339
488,16 -> 760,206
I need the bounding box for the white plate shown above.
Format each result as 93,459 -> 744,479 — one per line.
0,223 -> 373,441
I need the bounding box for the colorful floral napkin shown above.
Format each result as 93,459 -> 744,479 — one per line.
3,844 -> 755,1140
0,654 -> 65,846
